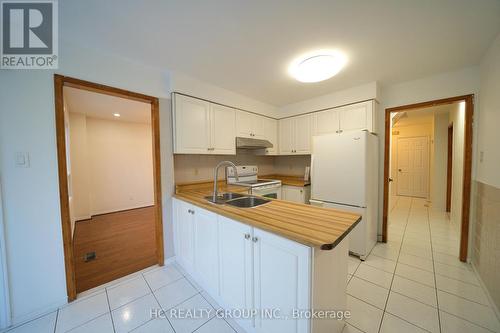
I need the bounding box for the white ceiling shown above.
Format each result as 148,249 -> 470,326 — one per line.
64,87 -> 151,123
393,103 -> 455,127
60,0 -> 500,106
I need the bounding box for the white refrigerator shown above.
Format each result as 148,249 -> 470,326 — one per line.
310,130 -> 378,260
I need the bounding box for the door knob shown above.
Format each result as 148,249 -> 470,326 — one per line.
388,178 -> 394,182
398,169 -> 402,172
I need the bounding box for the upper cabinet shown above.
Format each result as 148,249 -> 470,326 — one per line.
279,114 -> 312,155
312,100 -> 376,136
236,111 -> 265,139
173,94 -> 235,155
262,117 -> 278,155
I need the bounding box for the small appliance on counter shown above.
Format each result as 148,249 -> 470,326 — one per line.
310,130 -> 378,260
226,165 -> 282,199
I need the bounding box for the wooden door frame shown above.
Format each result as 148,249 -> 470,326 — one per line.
382,94 -> 474,262
446,124 -> 454,212
54,75 -> 164,301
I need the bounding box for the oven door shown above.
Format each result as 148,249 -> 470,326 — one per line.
252,185 -> 281,200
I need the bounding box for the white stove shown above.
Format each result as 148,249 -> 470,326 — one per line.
226,166 -> 281,199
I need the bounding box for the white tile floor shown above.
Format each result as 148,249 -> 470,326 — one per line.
345,196 -> 500,333
5,196 -> 500,333
5,264 -> 243,333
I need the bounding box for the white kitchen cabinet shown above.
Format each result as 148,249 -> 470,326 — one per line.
173,198 -> 196,275
253,228 -> 311,333
312,100 -> 377,136
218,216 -> 254,331
338,101 -> 374,132
312,108 -> 340,136
173,197 -> 349,333
173,94 -> 210,154
236,111 -> 265,139
279,114 -> 312,155
210,104 -> 236,155
282,185 -> 311,204
294,114 -> 312,154
173,94 -> 236,154
193,207 -> 219,296
262,117 -> 278,155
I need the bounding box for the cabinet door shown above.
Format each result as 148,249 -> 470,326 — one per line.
252,114 -> 265,139
294,114 -> 312,154
219,216 -> 254,331
282,185 -> 305,203
210,104 -> 236,155
263,117 -> 278,155
194,207 -> 219,296
173,94 -> 210,154
313,108 -> 339,136
236,111 -> 254,138
338,101 -> 373,132
279,118 -> 294,154
253,228 -> 311,333
175,200 -> 196,275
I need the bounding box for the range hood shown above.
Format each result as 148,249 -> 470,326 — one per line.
236,136 -> 273,149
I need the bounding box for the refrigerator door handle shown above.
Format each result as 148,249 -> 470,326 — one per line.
309,199 -> 324,207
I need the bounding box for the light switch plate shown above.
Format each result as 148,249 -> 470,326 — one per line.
15,152 -> 30,168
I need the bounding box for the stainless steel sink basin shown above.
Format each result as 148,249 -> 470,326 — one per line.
225,196 -> 270,208
204,192 -> 247,204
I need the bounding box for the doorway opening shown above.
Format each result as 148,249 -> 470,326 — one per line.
382,95 -> 473,262
54,75 -> 164,300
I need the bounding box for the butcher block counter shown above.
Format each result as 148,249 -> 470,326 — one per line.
260,174 -> 311,187
174,180 -> 360,250
173,180 -> 360,333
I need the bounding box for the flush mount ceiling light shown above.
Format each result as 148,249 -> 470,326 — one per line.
288,50 -> 347,83
113,113 -> 121,117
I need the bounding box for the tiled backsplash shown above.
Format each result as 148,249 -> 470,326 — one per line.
473,181 -> 500,311
173,153 -> 311,183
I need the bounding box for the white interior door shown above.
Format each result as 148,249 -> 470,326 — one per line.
396,136 -> 430,198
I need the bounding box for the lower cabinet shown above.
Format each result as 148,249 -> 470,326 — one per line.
173,197 -> 348,333
219,216 -> 254,331
253,228 -> 311,333
193,208 -> 219,296
282,185 -> 311,204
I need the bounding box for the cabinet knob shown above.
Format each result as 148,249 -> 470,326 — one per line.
252,236 -> 259,243
244,233 -> 251,240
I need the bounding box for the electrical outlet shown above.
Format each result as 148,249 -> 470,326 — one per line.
194,168 -> 199,175
15,152 -> 30,168
480,151 -> 484,163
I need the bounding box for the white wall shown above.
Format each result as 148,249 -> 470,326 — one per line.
432,112 -> 449,211
68,113 -> 91,221
86,117 -> 154,215
449,103 -> 466,226
379,67 -> 480,246
170,72 -> 278,118
477,33 -> 500,188
0,42 -> 175,325
278,82 -> 378,118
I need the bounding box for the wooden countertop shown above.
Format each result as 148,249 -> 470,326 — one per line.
260,174 -> 311,187
174,181 -> 360,250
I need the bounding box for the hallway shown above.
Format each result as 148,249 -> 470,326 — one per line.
346,197 -> 500,333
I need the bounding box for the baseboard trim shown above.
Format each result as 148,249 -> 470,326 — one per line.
164,256 -> 176,266
471,262 -> 500,323
7,296 -> 67,331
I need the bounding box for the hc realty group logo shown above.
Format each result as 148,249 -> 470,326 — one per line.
1,0 -> 58,69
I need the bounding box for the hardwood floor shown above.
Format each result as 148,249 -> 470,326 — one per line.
73,206 -> 157,293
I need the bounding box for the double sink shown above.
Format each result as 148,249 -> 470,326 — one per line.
205,192 -> 270,208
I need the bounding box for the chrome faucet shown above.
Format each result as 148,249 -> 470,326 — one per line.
213,161 -> 239,202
